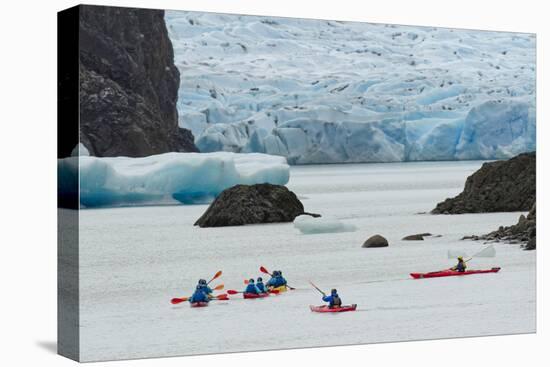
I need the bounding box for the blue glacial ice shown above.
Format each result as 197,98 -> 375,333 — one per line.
166,11 -> 536,164
58,152 -> 289,208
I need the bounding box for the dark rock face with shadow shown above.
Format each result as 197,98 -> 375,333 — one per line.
79,5 -> 197,156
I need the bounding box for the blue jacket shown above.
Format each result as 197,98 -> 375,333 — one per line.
189,289 -> 209,303
256,281 -> 267,293
200,285 -> 213,294
244,283 -> 260,294
266,275 -> 287,288
454,261 -> 467,272
322,294 -> 342,307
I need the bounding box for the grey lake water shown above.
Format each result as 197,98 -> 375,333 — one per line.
77,161 -> 535,362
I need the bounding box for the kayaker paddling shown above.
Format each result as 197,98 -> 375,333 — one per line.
451,256 -> 467,272
244,278 -> 260,295
197,278 -> 214,298
266,270 -> 288,290
189,285 -> 210,304
322,289 -> 343,309
256,277 -> 268,294
308,281 -> 356,312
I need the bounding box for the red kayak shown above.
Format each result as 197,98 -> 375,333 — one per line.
310,304 -> 357,313
243,292 -> 270,299
410,267 -> 501,279
190,301 -> 209,308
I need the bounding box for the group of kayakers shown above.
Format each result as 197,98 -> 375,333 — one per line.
183,256 -> 474,310
188,269 -> 289,304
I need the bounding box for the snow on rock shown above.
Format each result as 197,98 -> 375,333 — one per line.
294,216 -> 357,234
166,11 -> 535,164
58,152 -> 289,208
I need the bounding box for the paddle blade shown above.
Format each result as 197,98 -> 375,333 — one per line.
269,289 -> 279,294
260,266 -> 270,275
227,290 -> 240,295
213,284 -> 224,291
171,297 -> 188,304
216,294 -> 229,301
473,245 -> 496,258
208,270 -> 222,284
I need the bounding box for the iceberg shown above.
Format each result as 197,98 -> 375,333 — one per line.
166,11 -> 536,164
294,216 -> 357,235
58,152 -> 290,208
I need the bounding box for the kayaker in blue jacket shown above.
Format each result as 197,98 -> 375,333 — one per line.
189,285 -> 210,303
244,279 -> 260,294
452,257 -> 467,272
322,289 -> 342,309
266,270 -> 287,289
256,277 -> 267,293
197,278 -> 213,297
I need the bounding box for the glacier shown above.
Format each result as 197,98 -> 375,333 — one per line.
166,11 -> 536,164
58,152 -> 289,208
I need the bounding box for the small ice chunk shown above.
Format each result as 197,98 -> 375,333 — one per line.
294,216 -> 357,235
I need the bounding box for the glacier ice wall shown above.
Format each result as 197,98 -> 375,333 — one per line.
58,152 -> 289,207
166,12 -> 535,163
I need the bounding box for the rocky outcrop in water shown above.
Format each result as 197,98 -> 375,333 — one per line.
432,152 -> 535,214
194,184 -> 319,227
362,235 -> 389,248
79,5 -> 197,156
402,233 -> 432,241
464,203 -> 536,250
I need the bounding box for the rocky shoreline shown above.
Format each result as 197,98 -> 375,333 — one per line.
463,204 -> 536,250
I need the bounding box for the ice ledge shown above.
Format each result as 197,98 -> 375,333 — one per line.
58,152 -> 289,208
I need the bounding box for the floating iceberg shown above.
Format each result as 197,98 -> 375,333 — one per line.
58,152 -> 289,208
294,216 -> 357,235
166,11 -> 536,164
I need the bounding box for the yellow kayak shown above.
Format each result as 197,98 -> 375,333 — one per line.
269,285 -> 288,293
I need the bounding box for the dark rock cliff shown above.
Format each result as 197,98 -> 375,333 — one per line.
432,152 -> 535,214
78,5 -> 197,156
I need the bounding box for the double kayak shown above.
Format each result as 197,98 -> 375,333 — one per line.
243,292 -> 270,299
410,267 -> 501,279
310,304 -> 357,313
242,286 -> 288,299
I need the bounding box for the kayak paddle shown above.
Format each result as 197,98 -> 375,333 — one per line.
259,266 -> 296,290
446,245 -> 496,270
170,284 -> 224,304
172,293 -> 228,304
212,294 -> 229,301
208,270 -> 223,284
308,281 -> 326,297
171,296 -> 189,304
